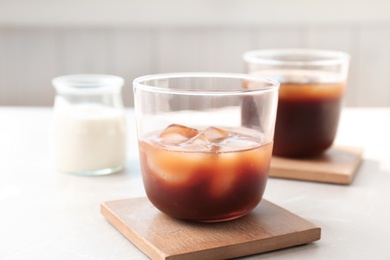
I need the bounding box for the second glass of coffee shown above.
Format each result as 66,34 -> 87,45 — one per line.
243,49 -> 350,157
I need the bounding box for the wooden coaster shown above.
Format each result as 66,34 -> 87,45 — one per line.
270,145 -> 364,185
101,197 -> 321,260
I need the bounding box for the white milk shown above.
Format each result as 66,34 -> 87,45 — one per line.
52,104 -> 126,174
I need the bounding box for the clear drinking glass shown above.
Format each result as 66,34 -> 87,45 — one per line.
133,72 -> 279,222
243,49 -> 350,157
51,74 -> 127,175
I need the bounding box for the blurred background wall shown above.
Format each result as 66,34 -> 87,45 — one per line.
1,0 -> 390,107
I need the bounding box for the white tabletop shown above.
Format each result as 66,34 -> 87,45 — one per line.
1,107 -> 389,260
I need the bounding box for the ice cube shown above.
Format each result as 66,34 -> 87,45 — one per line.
184,126 -> 231,152
146,147 -> 196,184
209,153 -> 237,198
220,135 -> 261,151
159,124 -> 199,145
203,126 -> 230,143
182,132 -> 211,152
141,139 -> 209,184
187,132 -> 210,145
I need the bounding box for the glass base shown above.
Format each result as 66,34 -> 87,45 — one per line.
62,165 -> 124,176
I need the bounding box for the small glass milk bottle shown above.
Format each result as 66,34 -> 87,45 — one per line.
51,74 -> 127,175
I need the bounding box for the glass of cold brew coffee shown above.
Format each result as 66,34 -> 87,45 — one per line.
243,49 -> 350,157
133,73 -> 279,222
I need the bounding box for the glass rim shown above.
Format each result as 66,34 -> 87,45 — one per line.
242,48 -> 350,66
52,74 -> 124,95
133,72 -> 280,95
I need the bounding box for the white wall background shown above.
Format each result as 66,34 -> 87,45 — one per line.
1,0 -> 390,107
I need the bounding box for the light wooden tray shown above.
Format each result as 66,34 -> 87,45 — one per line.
101,197 -> 321,260
270,145 -> 364,185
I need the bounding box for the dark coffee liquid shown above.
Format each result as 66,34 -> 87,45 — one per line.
273,89 -> 343,157
139,127 -> 273,222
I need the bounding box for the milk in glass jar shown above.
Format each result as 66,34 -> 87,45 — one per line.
51,74 -> 127,175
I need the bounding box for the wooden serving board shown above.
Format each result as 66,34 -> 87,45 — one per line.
270,145 -> 364,185
101,197 -> 321,260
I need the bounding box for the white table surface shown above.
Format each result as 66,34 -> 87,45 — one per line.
1,107 -> 389,260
